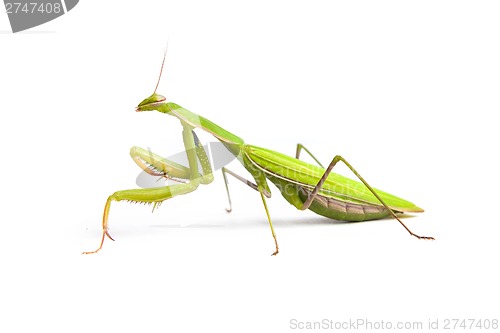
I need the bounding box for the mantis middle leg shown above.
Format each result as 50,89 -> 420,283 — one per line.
295,143 -> 324,168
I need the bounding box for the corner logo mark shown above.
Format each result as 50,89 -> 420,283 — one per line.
4,0 -> 78,33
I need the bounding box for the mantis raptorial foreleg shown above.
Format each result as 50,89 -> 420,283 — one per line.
82,182 -> 201,254
83,127 -> 214,254
192,130 -> 214,185
295,143 -> 324,168
300,155 -> 435,240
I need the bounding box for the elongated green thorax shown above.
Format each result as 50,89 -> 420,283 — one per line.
165,103 -> 243,156
136,93 -> 244,157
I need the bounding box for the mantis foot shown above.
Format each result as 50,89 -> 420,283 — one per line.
271,237 -> 279,256
411,233 -> 435,241
82,230 -> 115,254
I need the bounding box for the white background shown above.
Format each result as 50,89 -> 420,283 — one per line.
1,1 -> 499,332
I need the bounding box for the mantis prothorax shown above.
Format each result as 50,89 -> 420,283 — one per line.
83,54 -> 433,255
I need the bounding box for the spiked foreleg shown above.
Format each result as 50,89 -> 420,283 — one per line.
82,181 -> 201,254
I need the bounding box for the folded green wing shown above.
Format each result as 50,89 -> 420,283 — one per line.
245,145 -> 423,213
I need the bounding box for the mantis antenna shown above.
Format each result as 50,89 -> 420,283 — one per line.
154,44 -> 168,94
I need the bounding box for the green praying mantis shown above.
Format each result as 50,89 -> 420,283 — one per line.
83,54 -> 434,256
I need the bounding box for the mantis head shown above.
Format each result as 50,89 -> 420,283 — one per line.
136,49 -> 171,113
135,93 -> 169,112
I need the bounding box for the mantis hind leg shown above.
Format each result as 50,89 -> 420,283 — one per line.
301,155 -> 434,240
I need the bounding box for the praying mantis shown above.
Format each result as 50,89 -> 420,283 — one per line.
83,54 -> 433,256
